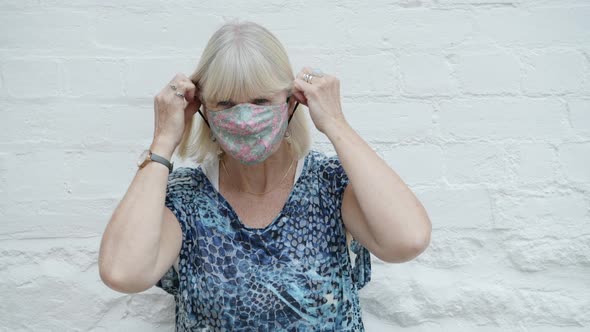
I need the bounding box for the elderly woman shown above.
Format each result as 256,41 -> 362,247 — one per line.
99,21 -> 431,331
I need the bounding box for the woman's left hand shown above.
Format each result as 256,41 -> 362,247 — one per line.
293,67 -> 348,134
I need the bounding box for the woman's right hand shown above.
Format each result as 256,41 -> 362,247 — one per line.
152,73 -> 201,150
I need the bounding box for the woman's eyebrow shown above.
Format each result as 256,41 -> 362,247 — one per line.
250,97 -> 269,101
216,97 -> 269,104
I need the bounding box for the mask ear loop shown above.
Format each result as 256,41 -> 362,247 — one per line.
287,95 -> 300,124
193,81 -> 210,128
197,107 -> 210,128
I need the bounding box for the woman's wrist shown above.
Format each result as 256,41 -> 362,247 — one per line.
323,118 -> 352,140
150,138 -> 177,161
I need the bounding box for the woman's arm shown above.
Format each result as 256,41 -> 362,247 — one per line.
100,73 -> 198,293
326,120 -> 432,263
292,67 -> 431,263
98,141 -> 182,293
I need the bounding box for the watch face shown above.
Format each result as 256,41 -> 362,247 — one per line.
137,149 -> 150,167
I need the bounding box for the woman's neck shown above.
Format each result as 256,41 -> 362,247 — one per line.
219,142 -> 296,194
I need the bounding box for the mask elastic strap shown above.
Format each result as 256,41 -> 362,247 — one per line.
288,95 -> 299,124
197,108 -> 210,128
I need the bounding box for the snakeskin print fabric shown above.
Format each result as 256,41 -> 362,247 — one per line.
156,149 -> 372,331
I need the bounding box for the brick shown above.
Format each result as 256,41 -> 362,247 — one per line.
415,187 -> 493,228
347,8 -> 473,50
444,143 -> 509,184
62,58 -> 124,97
522,51 -> 587,94
399,53 -> 458,96
381,144 -> 443,186
505,143 -> 557,183
2,59 -> 61,97
476,7 -> 590,47
567,98 -> 590,136
333,101 -> 434,143
0,101 -> 153,146
439,98 -> 567,139
124,58 -> 199,98
0,197 -> 120,239
94,11 -> 221,51
455,51 -> 521,94
0,9 -> 92,51
413,229 -> 487,268
2,150 -> 70,202
504,234 -> 590,272
494,192 -> 588,231
558,143 -> 590,182
336,53 -> 398,96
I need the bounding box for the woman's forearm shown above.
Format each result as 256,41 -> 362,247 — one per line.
324,120 -> 431,252
98,140 -> 175,292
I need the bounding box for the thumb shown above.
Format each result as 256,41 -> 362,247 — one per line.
184,100 -> 200,124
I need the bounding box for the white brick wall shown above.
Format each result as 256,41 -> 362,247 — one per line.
1,0 -> 588,331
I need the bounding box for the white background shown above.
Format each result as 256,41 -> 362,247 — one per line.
1,0 -> 589,331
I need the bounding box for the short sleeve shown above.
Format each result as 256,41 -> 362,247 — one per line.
320,154 -> 372,290
350,238 -> 372,290
155,167 -> 192,296
320,154 -> 350,201
156,260 -> 180,295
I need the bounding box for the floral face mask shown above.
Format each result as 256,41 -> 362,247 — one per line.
197,96 -> 298,165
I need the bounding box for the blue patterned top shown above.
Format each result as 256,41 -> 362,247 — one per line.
156,149 -> 372,331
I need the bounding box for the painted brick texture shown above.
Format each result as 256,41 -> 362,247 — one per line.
1,1 -> 588,331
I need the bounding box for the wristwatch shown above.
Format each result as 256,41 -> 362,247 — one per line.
137,149 -> 174,172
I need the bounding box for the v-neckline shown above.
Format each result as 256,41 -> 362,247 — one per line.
199,152 -> 310,233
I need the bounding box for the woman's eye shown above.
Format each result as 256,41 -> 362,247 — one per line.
217,101 -> 233,107
254,99 -> 269,104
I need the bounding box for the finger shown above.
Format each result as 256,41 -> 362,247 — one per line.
294,77 -> 315,95
184,102 -> 199,125
168,74 -> 197,101
183,87 -> 202,116
175,79 -> 197,102
296,70 -> 324,85
167,73 -> 188,92
301,66 -> 314,75
292,89 -> 307,106
296,69 -> 313,80
190,79 -> 202,102
299,66 -> 325,79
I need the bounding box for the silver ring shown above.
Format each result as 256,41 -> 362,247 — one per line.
170,84 -> 177,90
174,91 -> 185,98
304,73 -> 314,84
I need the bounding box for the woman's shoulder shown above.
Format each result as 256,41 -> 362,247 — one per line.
306,149 -> 336,166
306,149 -> 345,173
166,165 -> 206,198
167,166 -> 197,185
305,149 -> 349,194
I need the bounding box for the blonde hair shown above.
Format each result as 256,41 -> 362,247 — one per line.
177,20 -> 312,164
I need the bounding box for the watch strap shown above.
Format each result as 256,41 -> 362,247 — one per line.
150,151 -> 174,172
